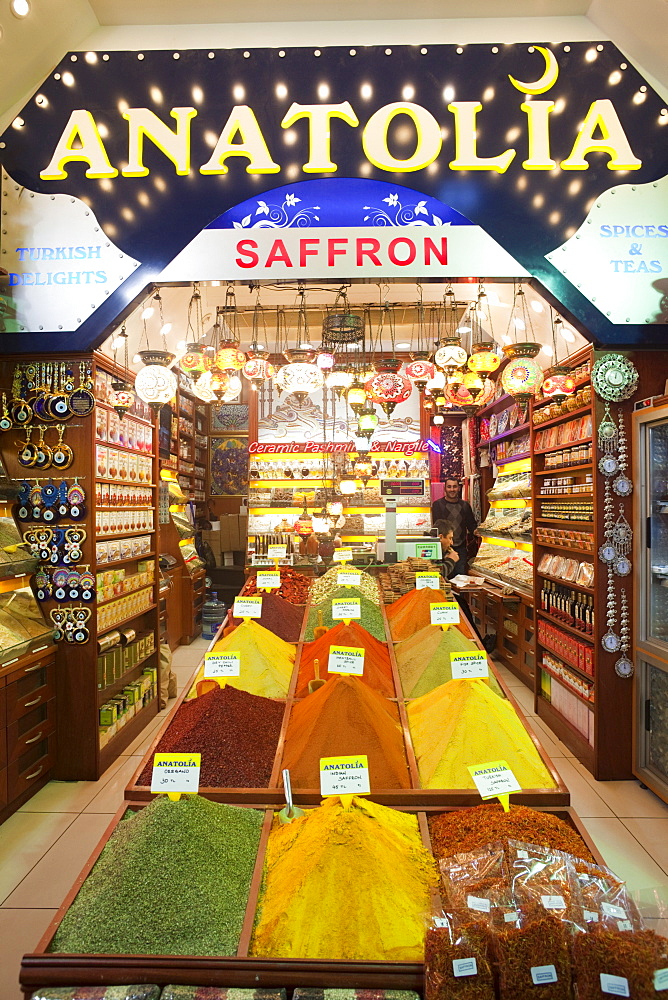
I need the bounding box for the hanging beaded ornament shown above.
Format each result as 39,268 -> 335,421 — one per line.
601,562 -> 622,653
612,410 -> 633,497
598,404 -> 620,477
599,480 -> 617,564
614,590 -> 634,677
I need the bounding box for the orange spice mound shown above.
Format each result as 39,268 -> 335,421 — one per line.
282,675 -> 411,790
386,588 -> 462,641
295,621 -> 395,698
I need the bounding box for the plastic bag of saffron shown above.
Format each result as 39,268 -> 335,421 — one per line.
574,859 -> 643,932
572,927 -> 668,1000
438,842 -> 507,914
425,912 -> 495,1000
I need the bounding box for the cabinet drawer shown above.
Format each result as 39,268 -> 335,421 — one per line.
6,654 -> 55,686
7,732 -> 56,800
6,699 -> 56,763
5,662 -> 56,725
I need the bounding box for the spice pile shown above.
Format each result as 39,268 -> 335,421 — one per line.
407,679 -> 556,789
386,587 -> 454,640
187,620 -> 295,700
251,796 -> 437,960
50,796 -> 263,955
310,565 -> 381,605
296,620 -> 395,698
281,675 -> 410,790
231,592 -> 305,642
304,585 -> 386,641
243,567 -> 310,604
428,803 -> 594,862
378,558 -> 450,603
136,686 -> 284,788
395,623 -> 503,699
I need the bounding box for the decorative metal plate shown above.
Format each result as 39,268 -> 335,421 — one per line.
592,354 -> 639,402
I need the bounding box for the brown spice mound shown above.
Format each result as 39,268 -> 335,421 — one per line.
428,803 -> 594,862
231,592 -> 305,642
138,685 -> 285,788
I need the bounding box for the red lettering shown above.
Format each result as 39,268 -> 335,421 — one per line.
299,238 -> 320,267
328,237 -> 348,266
356,238 -> 381,266
424,237 -> 448,265
388,237 -> 417,266
265,239 -> 293,267
236,239 -> 259,268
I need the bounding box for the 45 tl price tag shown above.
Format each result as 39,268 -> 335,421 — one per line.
151,753 -> 201,800
468,759 -> 521,812
320,754 -> 370,797
204,651 -> 241,677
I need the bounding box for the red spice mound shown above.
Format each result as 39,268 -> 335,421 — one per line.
137,685 -> 285,788
572,928 -> 668,1000
428,803 -> 594,862
232,592 -> 305,642
296,620 -> 395,698
282,675 -> 411,790
243,568 -> 310,604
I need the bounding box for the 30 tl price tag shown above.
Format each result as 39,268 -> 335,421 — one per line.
332,598 -> 361,621
151,753 -> 201,797
337,570 -> 361,587
333,548 -> 353,563
267,544 -> 286,559
233,596 -> 263,619
204,651 -> 241,677
256,571 -> 280,590
320,754 -> 370,797
416,572 -> 441,590
451,651 -> 489,679
430,602 -> 461,625
328,644 -> 365,675
468,759 -> 521,812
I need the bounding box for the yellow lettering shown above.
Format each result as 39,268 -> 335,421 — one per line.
561,99 -> 642,171
521,101 -> 556,169
122,107 -> 196,177
362,102 -> 442,172
200,106 -> 280,175
40,109 -> 117,181
449,102 -> 516,172
281,102 -> 359,172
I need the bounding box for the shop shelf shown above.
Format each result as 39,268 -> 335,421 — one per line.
536,609 -> 594,643
494,450 -> 531,465
96,552 -> 156,571
537,571 -> 594,595
95,400 -> 154,428
534,437 -> 592,457
95,437 -> 155,458
531,402 -> 592,431
96,603 -> 158,638
539,662 -> 595,707
534,539 -> 595,556
94,529 -> 155,540
536,693 -> 596,771
477,421 -> 531,448
535,517 -> 595,529
96,648 -> 159,706
478,529 -> 533,544
534,463 -> 593,475
98,697 -> 159,773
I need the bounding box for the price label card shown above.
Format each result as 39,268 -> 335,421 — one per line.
328,644 -> 365,675
256,571 -> 280,590
338,570 -> 361,586
151,753 -> 201,793
468,760 -> 522,800
333,548 -> 353,562
416,572 -> 441,590
267,544 -> 287,559
653,969 -> 668,992
451,651 -> 489,679
430,601 -> 461,625
320,754 -> 370,796
233,596 -> 263,618
600,974 -> 630,997
531,966 -> 558,985
453,958 -> 478,978
332,598 -> 361,621
204,651 -> 241,677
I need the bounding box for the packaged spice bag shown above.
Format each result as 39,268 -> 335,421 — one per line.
161,990 -> 287,1000
506,839 -> 584,929
425,908 -> 496,1000
29,989 -> 161,1000
438,843 -> 507,914
575,859 -> 643,932
572,927 -> 668,1000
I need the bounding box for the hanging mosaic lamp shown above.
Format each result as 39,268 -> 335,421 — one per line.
364,358 -> 412,418
338,476 -> 358,496
209,370 -> 231,394
448,368 -> 466,389
325,364 -> 355,398
462,370 -> 485,400
316,351 -> 336,370
346,378 -> 368,415
215,343 -> 246,371
541,364 -> 577,403
433,338 -> 468,374
179,343 -> 207,375
467,342 -> 502,378
326,501 -> 343,516
357,404 -> 379,440
110,380 -> 134,419
275,361 -> 324,403
220,374 -> 243,401
135,364 -> 178,410
501,343 -> 545,402
353,457 -> 374,485
432,412 -> 445,426
446,378 -> 495,410
192,371 -> 217,403
405,358 -> 435,393
243,356 -> 276,389
423,395 -> 435,412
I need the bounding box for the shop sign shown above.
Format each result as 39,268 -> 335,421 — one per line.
151,753 -> 201,794
250,439 -> 429,453
204,651 -> 241,677
320,754 -> 370,796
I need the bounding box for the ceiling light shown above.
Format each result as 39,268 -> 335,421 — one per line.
141,306 -> 154,320
11,0 -> 30,17
395,342 -> 411,350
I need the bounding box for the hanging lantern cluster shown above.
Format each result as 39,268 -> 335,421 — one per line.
364,358 -> 411,418
242,298 -> 275,390
542,365 -> 577,401
109,325 -> 135,419
134,292 -> 178,411
178,284 -> 208,378
467,282 -> 502,378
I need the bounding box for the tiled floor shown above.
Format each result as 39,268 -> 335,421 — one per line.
1,648 -> 668,997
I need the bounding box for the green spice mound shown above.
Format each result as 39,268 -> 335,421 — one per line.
50,796 -> 263,956
304,586 -> 386,641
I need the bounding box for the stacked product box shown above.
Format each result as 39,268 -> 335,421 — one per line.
97,631 -> 156,691
96,535 -> 152,565
97,586 -> 154,632
96,560 -> 156,603
540,669 -> 595,746
537,618 -> 594,677
95,508 -> 155,535
99,665 -> 158,748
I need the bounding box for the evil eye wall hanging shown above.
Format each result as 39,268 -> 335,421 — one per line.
50,528 -> 65,564
33,428 -> 53,470
16,482 -> 31,521
56,481 -> 69,519
17,428 -> 38,468
51,425 -> 74,470
78,568 -> 96,603
0,393 -> 12,432
52,567 -> 69,601
40,481 -> 60,523
68,362 -> 95,418
67,568 -> 81,601
34,567 -> 51,602
64,527 -> 86,562
49,608 -> 68,642
67,480 -> 87,520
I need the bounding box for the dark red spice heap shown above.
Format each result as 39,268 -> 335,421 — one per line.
138,686 -> 285,788
243,568 -> 310,604
425,923 -> 495,1000
231,592 -> 305,642
428,804 -> 594,862
496,915 -> 573,1000
572,928 -> 668,1000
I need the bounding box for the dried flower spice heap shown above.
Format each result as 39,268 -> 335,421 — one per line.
310,565 -> 381,605
187,619 -> 295,700
243,567 -> 311,604
303,586 -> 386,641
50,796 -> 263,956
136,686 -> 285,788
231,591 -> 305,642
251,796 -> 437,960
428,803 -> 594,862
296,620 -> 395,698
407,679 -> 556,789
386,588 -> 472,641
394,623 -> 503,699
281,675 -> 411,790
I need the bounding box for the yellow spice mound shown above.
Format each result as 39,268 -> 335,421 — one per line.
187,619 -> 295,700
251,796 -> 437,961
394,623 -> 505,700
407,678 -> 556,790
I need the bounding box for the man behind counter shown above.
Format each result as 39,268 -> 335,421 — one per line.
431,477 -> 478,576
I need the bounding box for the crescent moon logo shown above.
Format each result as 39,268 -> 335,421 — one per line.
508,45 -> 560,95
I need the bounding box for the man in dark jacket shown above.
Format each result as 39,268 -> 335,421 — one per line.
431,477 -> 478,576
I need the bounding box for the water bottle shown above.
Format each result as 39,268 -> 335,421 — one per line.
201,591 -> 226,640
